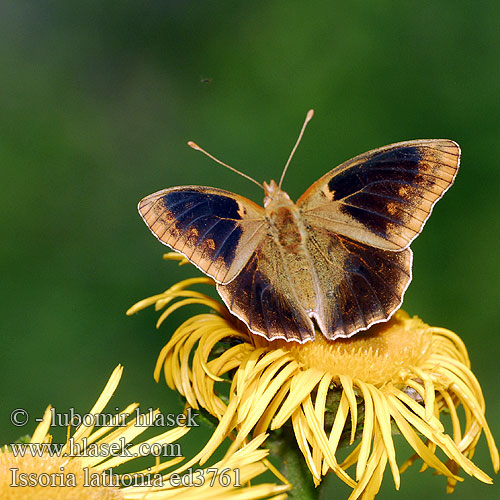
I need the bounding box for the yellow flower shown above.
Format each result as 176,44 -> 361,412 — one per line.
1,365 -> 289,500
128,253 -> 499,499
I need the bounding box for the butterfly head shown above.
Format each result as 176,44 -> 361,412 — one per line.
263,179 -> 292,208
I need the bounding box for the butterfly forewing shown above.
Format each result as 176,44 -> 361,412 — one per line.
298,140 -> 460,251
138,186 -> 266,284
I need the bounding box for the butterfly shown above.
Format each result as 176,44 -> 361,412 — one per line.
138,110 -> 460,343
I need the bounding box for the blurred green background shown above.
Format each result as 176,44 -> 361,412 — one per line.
1,1 -> 499,498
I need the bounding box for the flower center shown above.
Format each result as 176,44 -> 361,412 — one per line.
262,311 -> 433,386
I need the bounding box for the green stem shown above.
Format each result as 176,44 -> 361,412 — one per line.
267,386 -> 366,498
269,426 -> 329,500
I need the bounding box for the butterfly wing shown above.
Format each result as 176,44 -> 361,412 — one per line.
298,140 -> 460,251
139,185 -> 317,342
294,139 -> 459,339
138,186 -> 267,284
216,237 -> 317,343
306,228 -> 413,339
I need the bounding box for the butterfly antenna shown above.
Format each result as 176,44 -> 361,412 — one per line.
278,109 -> 314,189
187,141 -> 264,189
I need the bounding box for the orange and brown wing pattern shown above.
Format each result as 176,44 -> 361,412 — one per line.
306,227 -> 413,339
138,186 -> 266,284
298,140 -> 460,251
216,237 -> 316,343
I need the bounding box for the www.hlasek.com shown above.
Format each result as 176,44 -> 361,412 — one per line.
10,436 -> 182,459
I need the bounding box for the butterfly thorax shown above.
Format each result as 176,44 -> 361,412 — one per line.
263,180 -> 304,247
264,181 -> 298,231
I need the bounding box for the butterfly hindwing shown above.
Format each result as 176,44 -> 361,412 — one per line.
306,227 -> 413,339
298,140 -> 460,251
138,186 -> 266,284
216,237 -> 316,343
